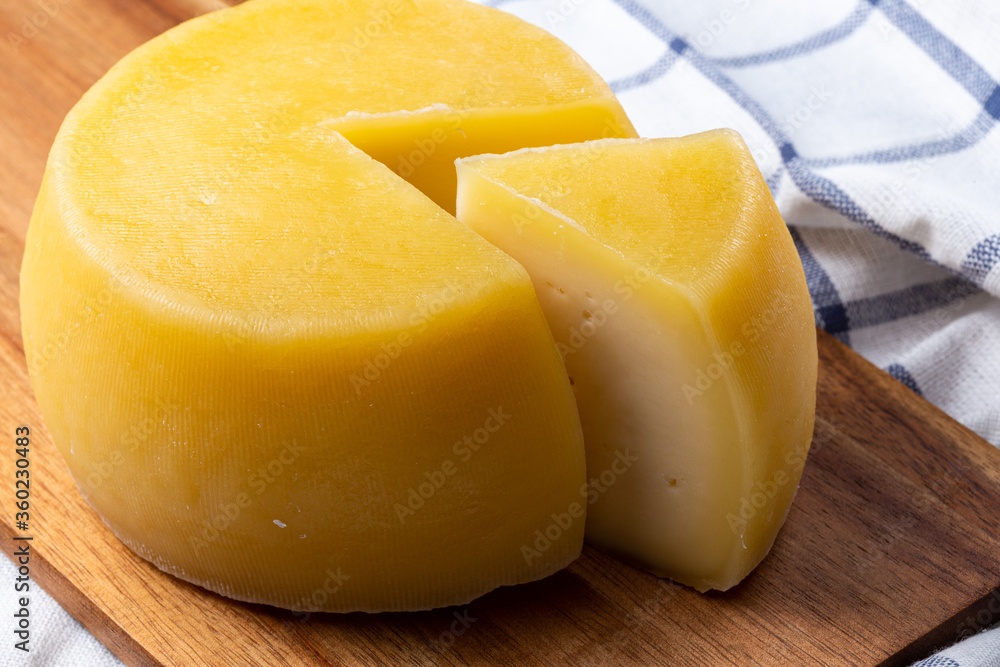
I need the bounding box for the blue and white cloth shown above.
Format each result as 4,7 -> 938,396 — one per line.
5,0 -> 999,664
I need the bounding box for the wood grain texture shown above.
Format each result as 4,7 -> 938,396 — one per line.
1,1 -> 999,665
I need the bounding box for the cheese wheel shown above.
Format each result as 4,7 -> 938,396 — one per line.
456,130 -> 818,591
18,0 -> 637,611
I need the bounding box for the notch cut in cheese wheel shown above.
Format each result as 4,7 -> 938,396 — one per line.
100,0 -> 636,215
16,0 -> 634,611
456,130 -> 818,591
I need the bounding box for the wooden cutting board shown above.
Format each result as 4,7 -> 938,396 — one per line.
2,1 -> 999,664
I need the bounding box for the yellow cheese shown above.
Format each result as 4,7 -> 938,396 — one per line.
456,130 -> 817,591
17,0 -> 640,611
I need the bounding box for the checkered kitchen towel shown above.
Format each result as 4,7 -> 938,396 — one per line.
4,0 -> 1000,664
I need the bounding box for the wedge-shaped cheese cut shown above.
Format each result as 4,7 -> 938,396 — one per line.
456,130 -> 818,591
18,0 -> 615,612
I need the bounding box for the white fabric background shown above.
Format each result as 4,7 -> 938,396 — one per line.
4,0 -> 999,664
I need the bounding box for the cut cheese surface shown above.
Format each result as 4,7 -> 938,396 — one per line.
17,0 -> 622,612
456,130 -> 818,591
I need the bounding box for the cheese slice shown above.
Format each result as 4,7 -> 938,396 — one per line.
17,0 -> 638,611
456,130 -> 818,591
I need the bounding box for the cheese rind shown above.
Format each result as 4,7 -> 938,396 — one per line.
18,0 -> 616,611
456,130 -> 818,591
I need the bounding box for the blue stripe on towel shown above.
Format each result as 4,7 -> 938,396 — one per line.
610,49 -> 680,93
844,277 -> 979,329
706,1 -> 874,68
962,234 -> 1000,285
790,228 -> 850,342
805,110 -> 995,168
871,0 -> 997,104
886,362 -> 923,396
